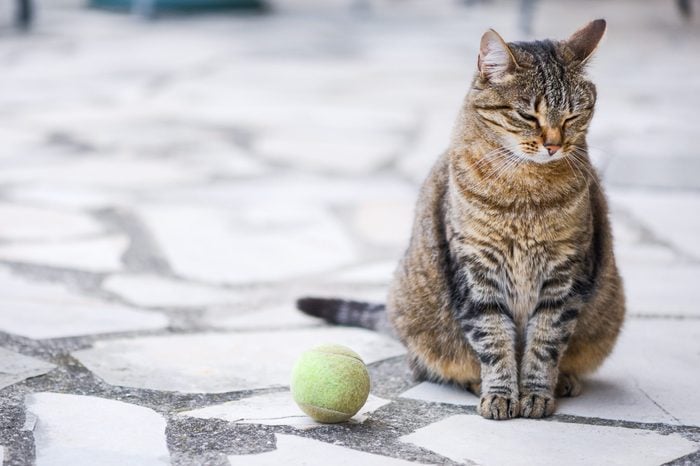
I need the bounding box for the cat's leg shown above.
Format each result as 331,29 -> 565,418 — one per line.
519,301 -> 581,418
458,300 -> 519,420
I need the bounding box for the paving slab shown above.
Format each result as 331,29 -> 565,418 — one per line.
0,268 -> 167,339
619,264 -> 700,317
137,204 -> 357,284
0,348 -> 56,390
201,305 -> 323,330
254,127 -> 403,175
26,392 -> 169,466
399,319 -> 700,426
180,391 -> 390,428
351,199 -> 414,249
611,189 -> 700,259
0,157 -> 200,190
234,434 -> 420,465
400,415 -> 697,466
400,381 -> 477,407
0,236 -> 128,272
72,327 -> 405,393
0,204 -> 102,241
558,319 -> 700,426
102,274 -> 244,308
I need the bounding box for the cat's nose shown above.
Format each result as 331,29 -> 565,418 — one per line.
544,144 -> 561,156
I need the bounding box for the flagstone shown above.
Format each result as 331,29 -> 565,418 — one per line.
400,415 -> 697,466
0,236 -> 128,272
102,274 -> 244,308
0,348 -> 56,390
0,268 -> 167,339
180,391 -> 390,428
26,393 -> 169,466
72,327 -> 405,393
137,204 -> 357,284
0,204 -> 102,241
234,434 -> 418,465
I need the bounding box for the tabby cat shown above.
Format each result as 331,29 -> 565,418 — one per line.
298,19 -> 625,420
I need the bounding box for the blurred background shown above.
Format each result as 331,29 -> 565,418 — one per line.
0,0 -> 698,320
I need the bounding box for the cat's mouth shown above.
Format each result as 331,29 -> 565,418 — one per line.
515,147 -> 567,165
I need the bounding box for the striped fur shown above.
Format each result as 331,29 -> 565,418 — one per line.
299,20 -> 624,420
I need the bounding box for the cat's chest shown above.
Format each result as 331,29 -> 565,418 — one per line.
459,207 -> 583,326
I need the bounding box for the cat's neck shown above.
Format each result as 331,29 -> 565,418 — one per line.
448,138 -> 593,210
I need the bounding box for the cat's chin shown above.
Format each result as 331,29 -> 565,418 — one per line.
523,153 -> 566,165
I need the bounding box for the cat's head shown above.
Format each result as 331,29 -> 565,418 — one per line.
470,20 -> 606,164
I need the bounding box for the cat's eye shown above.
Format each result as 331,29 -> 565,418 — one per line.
564,114 -> 581,125
516,111 -> 539,125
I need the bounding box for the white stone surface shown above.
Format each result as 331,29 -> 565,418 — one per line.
0,268 -> 167,339
618,264 -> 700,317
180,391 -> 390,428
401,319 -> 700,426
102,274 -> 243,308
0,348 -> 56,390
401,415 -> 697,466
0,204 -> 102,241
234,434 -> 418,465
73,327 -> 405,393
0,157 -> 198,190
138,204 -> 357,284
0,236 -> 128,272
400,382 -> 477,407
26,393 -> 169,466
351,200 -> 414,248
202,305 -> 322,330
6,185 -> 127,210
254,127 -> 403,175
611,190 -> 700,259
558,319 -> 700,426
331,261 -> 396,285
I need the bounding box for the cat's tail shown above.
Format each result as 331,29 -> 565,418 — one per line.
296,297 -> 390,333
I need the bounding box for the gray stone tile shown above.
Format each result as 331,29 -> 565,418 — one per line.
0,157 -> 199,190
0,204 -> 102,241
180,391 -> 390,428
234,434 -> 419,465
400,381 -> 476,407
400,415 -> 697,466
331,261 -> 397,285
201,305 -> 323,330
102,274 -> 244,308
137,204 -> 357,284
351,199 -> 413,249
26,392 -> 169,466
611,189 -> 700,259
73,328 -> 405,393
0,348 -> 55,390
0,268 -> 167,339
254,127 -> 403,175
401,319 -> 700,426
558,319 -> 700,426
619,264 -> 700,317
0,236 -> 128,272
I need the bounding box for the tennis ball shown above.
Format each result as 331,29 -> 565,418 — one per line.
291,344 -> 370,423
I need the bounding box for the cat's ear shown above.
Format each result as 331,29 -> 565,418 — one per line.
478,29 -> 518,81
565,19 -> 606,65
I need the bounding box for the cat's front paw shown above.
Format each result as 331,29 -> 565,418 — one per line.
479,393 -> 519,420
519,392 -> 556,418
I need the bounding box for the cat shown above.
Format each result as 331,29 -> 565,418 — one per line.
298,19 -> 625,420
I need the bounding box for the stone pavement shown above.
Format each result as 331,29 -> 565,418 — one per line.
1,0 -> 699,464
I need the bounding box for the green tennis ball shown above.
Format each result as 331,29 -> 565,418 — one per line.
291,344 -> 370,423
